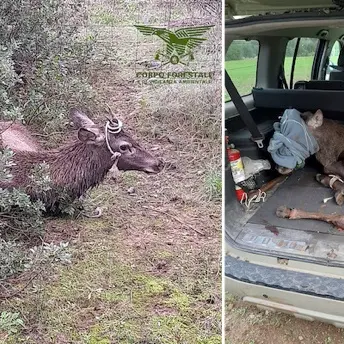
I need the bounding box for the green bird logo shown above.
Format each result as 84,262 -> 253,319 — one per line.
134,25 -> 214,66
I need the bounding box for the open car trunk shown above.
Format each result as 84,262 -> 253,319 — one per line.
225,151 -> 344,267
225,105 -> 344,267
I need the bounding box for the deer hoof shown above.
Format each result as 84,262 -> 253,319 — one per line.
276,206 -> 291,218
82,207 -> 102,218
335,191 -> 344,206
315,174 -> 323,183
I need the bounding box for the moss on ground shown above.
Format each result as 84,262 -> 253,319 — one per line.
1,234 -> 219,343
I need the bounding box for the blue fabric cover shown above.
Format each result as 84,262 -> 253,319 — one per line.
268,108 -> 319,169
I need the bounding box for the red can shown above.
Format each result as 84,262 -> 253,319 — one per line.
228,148 -> 246,183
228,148 -> 240,162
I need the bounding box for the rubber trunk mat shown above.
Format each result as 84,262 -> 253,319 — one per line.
249,167 -> 344,234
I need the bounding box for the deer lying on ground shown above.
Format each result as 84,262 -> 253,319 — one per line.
0,109 -> 163,213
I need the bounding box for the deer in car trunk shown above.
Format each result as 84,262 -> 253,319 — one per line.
0,109 -> 163,213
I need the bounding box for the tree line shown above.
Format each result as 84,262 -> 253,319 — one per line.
226,38 -> 318,60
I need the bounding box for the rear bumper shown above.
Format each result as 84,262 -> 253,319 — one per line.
225,255 -> 344,326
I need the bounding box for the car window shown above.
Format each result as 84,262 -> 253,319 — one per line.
224,39 -> 259,102
326,41 -> 341,80
284,37 -> 318,88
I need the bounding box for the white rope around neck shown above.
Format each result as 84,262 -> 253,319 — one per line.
105,119 -> 123,157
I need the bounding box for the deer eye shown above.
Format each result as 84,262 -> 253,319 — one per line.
119,144 -> 130,153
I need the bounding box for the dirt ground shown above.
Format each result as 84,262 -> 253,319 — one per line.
225,296 -> 344,344
0,6 -> 222,343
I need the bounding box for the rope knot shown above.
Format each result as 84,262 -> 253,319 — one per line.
240,189 -> 267,209
329,174 -> 344,189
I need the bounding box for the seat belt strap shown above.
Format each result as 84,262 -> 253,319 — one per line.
279,64 -> 289,89
225,70 -> 264,148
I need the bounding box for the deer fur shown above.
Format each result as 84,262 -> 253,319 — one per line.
302,109 -> 344,178
0,121 -> 40,152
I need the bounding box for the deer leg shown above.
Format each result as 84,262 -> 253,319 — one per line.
323,161 -> 344,179
276,206 -> 344,231
334,190 -> 344,206
316,173 -> 344,205
80,153 -> 121,219
82,207 -> 102,218
109,152 -> 121,181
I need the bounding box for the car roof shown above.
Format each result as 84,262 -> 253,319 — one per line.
226,0 -> 338,16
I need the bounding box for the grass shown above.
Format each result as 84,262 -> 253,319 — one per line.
17,246 -> 209,342
204,169 -> 222,201
224,55 -> 316,101
1,205 -> 221,343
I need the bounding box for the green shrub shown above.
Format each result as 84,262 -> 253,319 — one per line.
0,0 -> 97,132
0,187 -> 46,235
0,311 -> 24,335
0,240 -> 27,279
0,0 -> 98,238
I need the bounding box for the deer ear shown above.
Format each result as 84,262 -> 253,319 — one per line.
310,109 -> 323,128
70,108 -> 95,129
77,127 -> 101,143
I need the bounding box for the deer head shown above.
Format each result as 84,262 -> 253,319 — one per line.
70,108 -> 163,174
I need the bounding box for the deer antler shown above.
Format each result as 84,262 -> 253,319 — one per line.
105,103 -> 122,133
102,102 -> 121,133
105,103 -> 115,117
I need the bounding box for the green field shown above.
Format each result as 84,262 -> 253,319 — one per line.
224,55 -> 315,102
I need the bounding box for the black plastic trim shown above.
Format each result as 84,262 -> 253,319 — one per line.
225,255 -> 344,301
252,88 -> 344,111
225,11 -> 344,28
